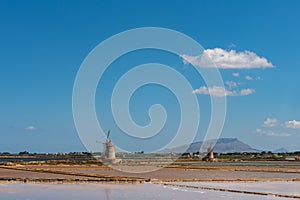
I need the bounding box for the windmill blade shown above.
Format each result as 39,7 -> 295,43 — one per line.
106,130 -> 111,141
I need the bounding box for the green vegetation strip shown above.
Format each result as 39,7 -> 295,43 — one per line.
160,183 -> 300,199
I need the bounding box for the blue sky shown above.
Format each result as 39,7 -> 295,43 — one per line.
0,0 -> 300,153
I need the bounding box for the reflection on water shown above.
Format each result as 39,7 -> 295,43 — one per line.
105,188 -> 111,200
0,183 -> 296,200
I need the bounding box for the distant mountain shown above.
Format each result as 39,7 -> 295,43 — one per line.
165,138 -> 260,153
273,148 -> 289,153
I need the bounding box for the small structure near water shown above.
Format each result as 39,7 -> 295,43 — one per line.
104,140 -> 116,160
208,148 -> 214,162
202,148 -> 215,162
102,130 -> 121,164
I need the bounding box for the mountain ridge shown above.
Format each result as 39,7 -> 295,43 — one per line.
165,138 -> 260,153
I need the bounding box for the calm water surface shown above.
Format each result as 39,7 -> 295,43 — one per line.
178,181 -> 300,197
0,182 -> 296,200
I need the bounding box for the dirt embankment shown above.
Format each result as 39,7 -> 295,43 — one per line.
1,161 -> 300,183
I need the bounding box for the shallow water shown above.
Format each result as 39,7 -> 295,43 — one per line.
185,161 -> 300,166
0,183 -> 295,200
177,181 -> 300,196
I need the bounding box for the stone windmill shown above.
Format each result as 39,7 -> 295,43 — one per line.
208,147 -> 214,162
103,130 -> 116,160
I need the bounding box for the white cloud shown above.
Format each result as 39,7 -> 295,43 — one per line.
192,86 -> 233,97
225,81 -> 239,89
240,88 -> 255,96
255,128 -> 263,133
228,43 -> 237,49
284,120 -> 300,129
263,118 -> 279,128
245,75 -> 253,80
232,72 -> 240,77
192,86 -> 255,97
255,129 -> 290,137
181,48 -> 274,69
25,125 -> 37,131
